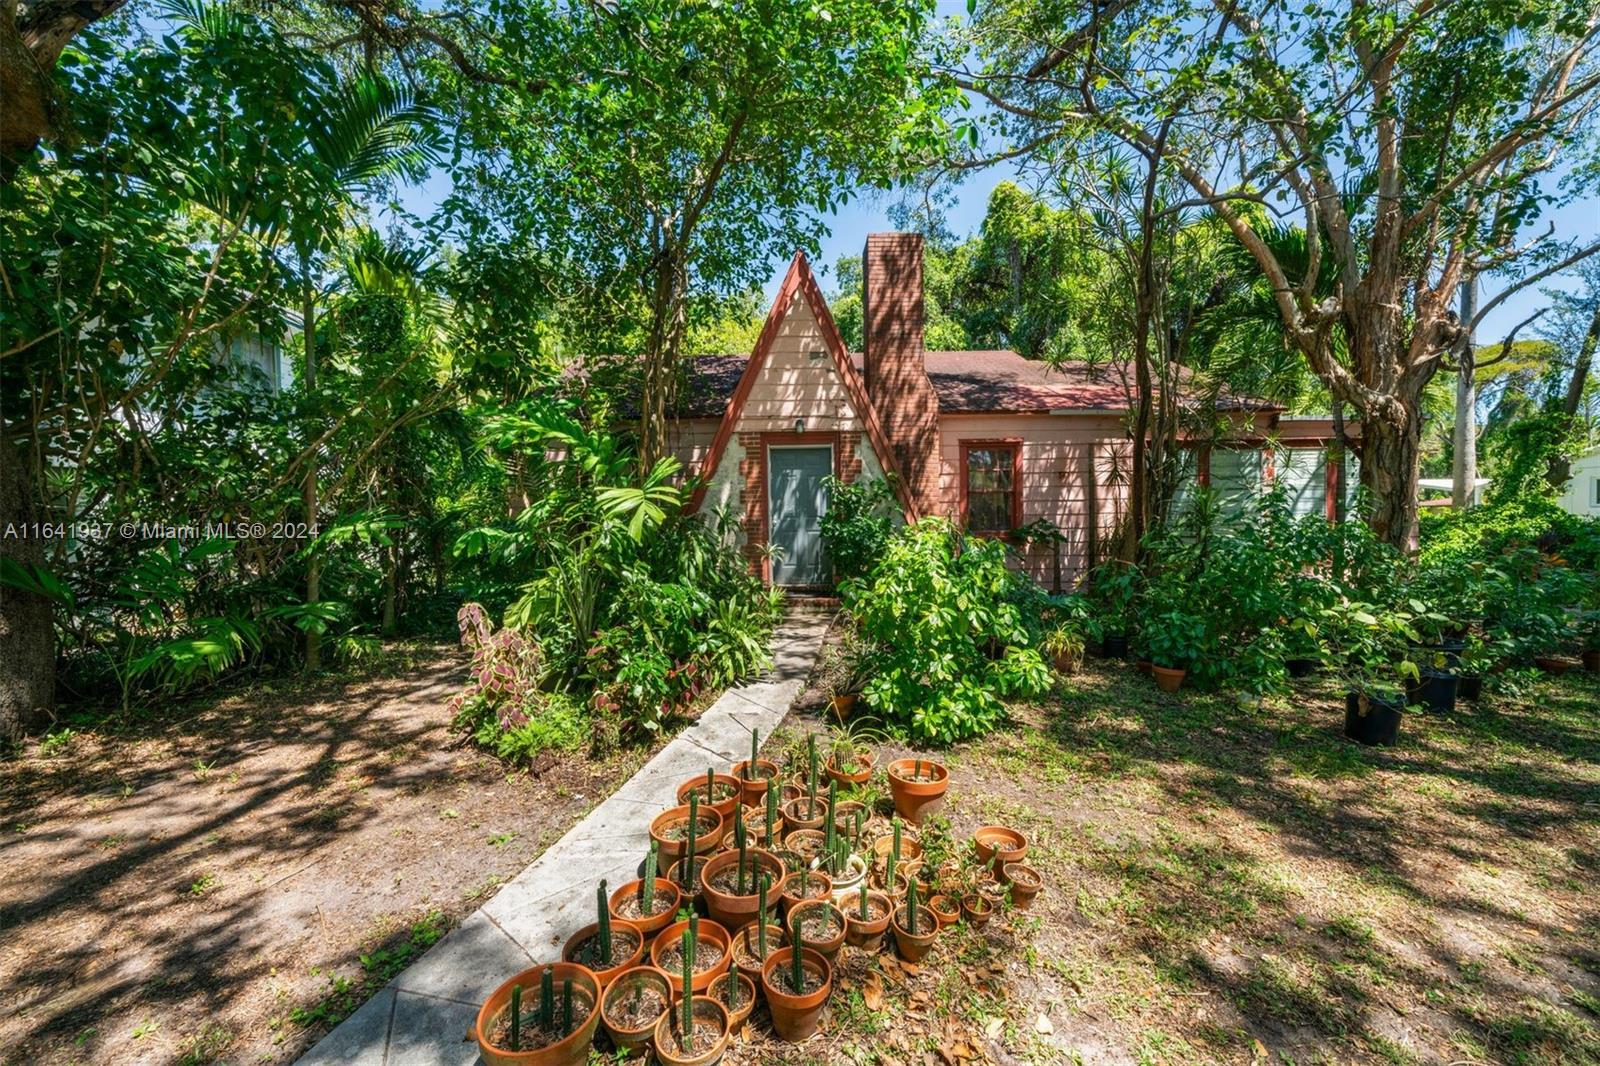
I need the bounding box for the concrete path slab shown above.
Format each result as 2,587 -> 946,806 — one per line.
296,611 -> 827,1065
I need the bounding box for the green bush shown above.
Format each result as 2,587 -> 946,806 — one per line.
842,518 -> 1051,744
818,476 -> 897,583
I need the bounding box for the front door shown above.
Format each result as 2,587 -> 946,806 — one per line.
768,445 -> 832,586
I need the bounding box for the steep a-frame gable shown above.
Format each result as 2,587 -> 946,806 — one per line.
688,251 -> 915,518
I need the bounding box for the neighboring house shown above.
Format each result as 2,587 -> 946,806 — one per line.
669,232 -> 1351,589
1557,446 -> 1600,517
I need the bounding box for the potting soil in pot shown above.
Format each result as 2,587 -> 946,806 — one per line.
613,894 -> 674,922
770,966 -> 826,997
572,930 -> 641,969
655,939 -> 726,976
662,815 -> 720,842
793,908 -> 843,940
684,781 -> 741,803
707,864 -> 769,895
659,1019 -> 724,1056
608,985 -> 667,1030
491,997 -> 593,1051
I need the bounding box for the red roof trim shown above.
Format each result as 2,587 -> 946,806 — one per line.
687,252 -> 918,518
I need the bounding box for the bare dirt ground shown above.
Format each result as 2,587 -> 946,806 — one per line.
732,649 -> 1600,1066
0,645 -> 656,1066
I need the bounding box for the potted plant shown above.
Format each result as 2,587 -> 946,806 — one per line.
706,969 -> 756,1035
960,892 -> 994,927
761,920 -> 833,1042
676,768 -> 743,823
824,718 -> 881,786
1283,615 -> 1321,678
927,893 -> 960,928
787,897 -> 847,963
1455,632 -> 1500,701
649,794 -> 724,865
1088,560 -> 1140,659
780,869 -> 831,914
886,757 -> 949,824
1003,862 -> 1042,908
1143,607 -> 1204,694
730,728 -> 778,807
653,929 -> 730,1066
698,814 -> 786,929
610,842 -> 680,938
890,879 -> 938,962
843,883 -> 893,951
1580,608 -> 1600,673
1406,646 -> 1459,714
475,962 -> 602,1066
1321,600 -> 1423,747
1039,623 -> 1086,676
819,629 -> 871,720
972,825 -> 1027,869
650,912 -> 731,997
562,882 -> 645,989
729,874 -> 784,985
599,965 -> 672,1057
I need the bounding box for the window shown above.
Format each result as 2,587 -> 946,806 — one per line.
1591,477 -> 1600,508
1210,447 -> 1264,518
961,441 -> 1020,533
1278,448 -> 1328,519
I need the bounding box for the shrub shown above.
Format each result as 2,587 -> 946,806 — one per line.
818,476 -> 897,583
842,518 -> 1050,744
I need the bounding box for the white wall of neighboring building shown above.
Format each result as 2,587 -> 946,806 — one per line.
1558,447 -> 1600,516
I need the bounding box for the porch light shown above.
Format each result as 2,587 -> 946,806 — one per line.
794,418 -> 805,434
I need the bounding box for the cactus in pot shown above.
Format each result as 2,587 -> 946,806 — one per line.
679,924 -> 695,1045
508,984 -> 522,1051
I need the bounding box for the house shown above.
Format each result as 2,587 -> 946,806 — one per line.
671,232 -> 1352,588
1557,446 -> 1600,517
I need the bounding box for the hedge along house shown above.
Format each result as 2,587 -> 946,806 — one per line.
670,232 -> 1354,589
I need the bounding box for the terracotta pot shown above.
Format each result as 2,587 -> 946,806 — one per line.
720,807 -> 768,851
599,965 -> 672,1057
1052,650 -> 1080,675
1137,659 -> 1154,675
651,996 -> 729,1066
1152,665 -> 1185,693
824,750 -> 874,787
890,903 -> 938,962
831,800 -> 871,841
676,774 -> 744,823
609,879 -> 682,940
960,895 -> 994,928
972,826 -> 1028,871
870,832 -> 922,866
1003,862 -> 1042,909
829,692 -> 858,719
698,849 -> 787,930
1535,654 -> 1578,676
729,760 -> 779,807
881,858 -> 925,899
787,898 -> 847,962
767,848 -> 807,879
650,918 -> 732,997
927,894 -> 960,929
561,919 -> 646,989
783,828 -> 827,866
885,758 -> 949,825
650,805 -> 725,865
842,890 -> 893,951
780,796 -> 827,835
1584,649 -> 1600,673
475,962 -> 602,1066
761,948 -> 833,1042
706,971 -> 756,1034
780,870 -> 832,915
666,857 -> 708,910
729,921 -> 785,987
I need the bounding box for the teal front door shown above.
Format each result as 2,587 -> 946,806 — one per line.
768,445 -> 832,586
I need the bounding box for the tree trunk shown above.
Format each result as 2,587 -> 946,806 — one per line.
0,439 -> 55,741
1546,300 -> 1600,490
1452,275 -> 1478,508
1,0 -> 128,182
1359,406 -> 1424,553
637,248 -> 688,468
381,540 -> 398,636
301,279 -> 322,671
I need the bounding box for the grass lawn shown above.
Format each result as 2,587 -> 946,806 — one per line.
737,660 -> 1600,1065
0,645 -> 663,1066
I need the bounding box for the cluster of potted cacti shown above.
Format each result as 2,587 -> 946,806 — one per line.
473,732 -> 1041,1062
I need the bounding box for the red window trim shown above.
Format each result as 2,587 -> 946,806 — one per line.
755,431 -> 843,585
959,438 -> 1023,536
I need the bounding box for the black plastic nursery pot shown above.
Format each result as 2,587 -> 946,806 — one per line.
1344,692 -> 1403,746
1286,657 -> 1318,678
1101,632 -> 1129,659
1457,675 -> 1483,701
1405,669 -> 1458,715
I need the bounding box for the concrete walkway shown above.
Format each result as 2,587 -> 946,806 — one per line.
297,611 -> 828,1066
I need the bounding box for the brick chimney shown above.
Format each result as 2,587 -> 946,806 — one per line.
862,233 -> 943,517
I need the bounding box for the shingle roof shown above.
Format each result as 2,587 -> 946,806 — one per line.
672,349 -> 1270,417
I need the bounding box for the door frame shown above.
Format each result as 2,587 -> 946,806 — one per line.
759,432 -> 841,586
